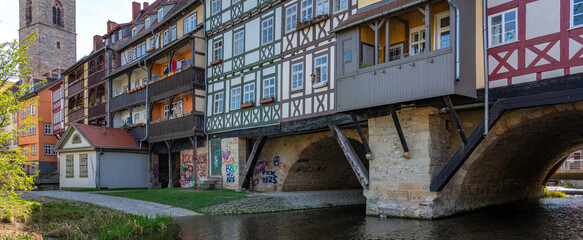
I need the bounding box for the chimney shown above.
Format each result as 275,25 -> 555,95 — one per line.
93,35 -> 104,51
132,1 -> 141,21
143,2 -> 149,10
107,20 -> 119,33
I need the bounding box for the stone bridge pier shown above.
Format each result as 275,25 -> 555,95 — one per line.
365,101 -> 583,218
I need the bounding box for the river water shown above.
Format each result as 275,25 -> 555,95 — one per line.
150,196 -> 583,239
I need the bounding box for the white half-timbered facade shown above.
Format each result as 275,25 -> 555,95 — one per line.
206,0 -> 283,133
279,0 -> 355,121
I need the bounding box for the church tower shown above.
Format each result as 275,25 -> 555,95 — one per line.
19,0 -> 76,77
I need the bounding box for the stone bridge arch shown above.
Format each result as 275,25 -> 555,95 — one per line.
251,129 -> 368,192
439,102 -> 583,214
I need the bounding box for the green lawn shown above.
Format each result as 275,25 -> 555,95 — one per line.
96,189 -> 250,212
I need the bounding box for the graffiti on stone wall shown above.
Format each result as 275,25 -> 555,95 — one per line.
213,149 -> 221,170
150,159 -> 159,187
196,153 -> 207,184
296,165 -> 327,173
180,150 -> 195,188
222,150 -> 238,183
251,156 -> 286,188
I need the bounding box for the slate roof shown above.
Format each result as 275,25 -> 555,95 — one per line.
333,0 -> 424,32
72,123 -> 141,150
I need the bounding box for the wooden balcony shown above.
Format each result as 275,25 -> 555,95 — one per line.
109,88 -> 146,112
130,124 -> 147,140
68,80 -> 84,95
67,108 -> 84,123
88,70 -> 106,87
88,103 -> 106,118
336,49 -> 461,111
149,113 -> 203,143
149,66 -> 204,102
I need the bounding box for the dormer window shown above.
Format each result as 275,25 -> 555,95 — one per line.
145,17 -> 151,28
119,31 -> 123,40
132,27 -> 137,37
112,35 -> 116,43
158,8 -> 164,20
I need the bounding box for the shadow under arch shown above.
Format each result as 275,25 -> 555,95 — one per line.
281,137 -> 368,191
442,108 -> 583,212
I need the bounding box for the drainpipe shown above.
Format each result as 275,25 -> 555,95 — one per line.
202,0 -> 210,176
482,0 -> 489,136
447,0 -> 460,80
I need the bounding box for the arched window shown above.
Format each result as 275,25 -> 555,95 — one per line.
52,1 -> 63,27
25,0 -> 32,25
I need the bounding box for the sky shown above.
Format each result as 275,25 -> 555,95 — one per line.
0,0 -> 140,61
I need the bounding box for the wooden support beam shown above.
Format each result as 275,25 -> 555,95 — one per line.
425,4 -> 431,52
444,96 -> 467,144
189,136 -> 198,183
240,136 -> 268,190
329,125 -> 369,189
385,18 -> 390,62
351,114 -> 371,155
165,140 -> 174,188
388,105 -> 410,158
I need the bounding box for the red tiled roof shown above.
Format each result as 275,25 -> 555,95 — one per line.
334,0 -> 422,31
73,123 -> 141,150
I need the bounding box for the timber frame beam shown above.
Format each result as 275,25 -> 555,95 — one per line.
388,105 -> 410,158
240,136 -> 268,190
330,125 -> 370,189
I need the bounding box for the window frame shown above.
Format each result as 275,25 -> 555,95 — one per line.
291,63 -> 304,90
262,18 -> 274,45
213,40 -> 223,61
572,0 -> 583,28
163,29 -> 170,45
316,0 -> 329,16
243,83 -> 255,103
314,55 -> 328,84
79,154 -> 88,178
286,6 -> 298,33
171,25 -> 177,41
233,30 -> 245,56
334,0 -> 348,13
263,77 -> 276,99
409,26 -> 426,55
214,92 -> 224,114
434,11 -> 451,50
31,144 -> 37,156
65,155 -> 74,177
184,13 -> 197,34
44,123 -> 53,135
301,0 -> 313,22
44,144 -> 56,156
158,8 -> 165,20
488,8 -> 518,48
231,87 -> 241,110
212,0 -> 221,15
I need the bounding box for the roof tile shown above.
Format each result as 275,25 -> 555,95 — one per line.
73,123 -> 142,150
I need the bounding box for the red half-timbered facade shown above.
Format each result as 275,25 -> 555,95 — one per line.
487,0 -> 583,87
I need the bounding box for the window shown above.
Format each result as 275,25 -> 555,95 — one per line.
132,27 -> 136,37
184,13 -> 197,34
163,104 -> 170,119
56,41 -> 61,49
105,39 -> 109,46
231,87 -> 241,110
171,25 -> 177,41
79,154 -> 88,178
489,9 -> 517,47
26,0 -> 32,25
214,93 -> 224,113
112,35 -> 116,43
292,63 -> 304,90
244,84 -> 255,103
31,144 -> 37,156
316,0 -> 329,16
52,1 -> 63,26
263,77 -> 275,99
28,124 -> 36,136
23,146 -> 28,156
158,8 -> 165,20
573,0 -> 583,28
20,128 -> 25,137
164,29 -> 170,45
334,0 -> 347,12
213,40 -> 223,61
44,124 -> 53,135
212,0 -> 221,15
171,101 -> 183,117
435,12 -> 450,49
286,6 -> 298,32
262,18 -> 274,44
389,43 -> 403,61
344,51 -> 352,63
301,0 -> 313,21
21,109 -> 26,119
72,134 -> 82,144
44,144 -> 56,156
410,26 -> 426,55
145,17 -> 151,28
314,56 -> 328,83
28,105 -> 35,116
234,31 -> 244,55
119,31 -> 123,40
66,155 -> 73,177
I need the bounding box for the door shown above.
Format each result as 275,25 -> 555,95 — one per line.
211,139 -> 222,175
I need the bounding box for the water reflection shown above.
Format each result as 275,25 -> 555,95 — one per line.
153,197 -> 583,240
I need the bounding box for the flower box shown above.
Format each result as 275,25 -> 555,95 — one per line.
260,97 -> 275,104
241,101 -> 255,108
210,59 -> 223,66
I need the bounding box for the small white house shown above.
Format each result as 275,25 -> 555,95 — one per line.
55,123 -> 149,189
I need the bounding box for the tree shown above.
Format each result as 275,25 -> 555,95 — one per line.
0,31 -> 40,198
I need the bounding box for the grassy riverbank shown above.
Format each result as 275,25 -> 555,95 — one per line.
0,196 -> 171,239
96,188 -> 250,213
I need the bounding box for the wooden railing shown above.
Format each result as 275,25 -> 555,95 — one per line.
149,114 -> 203,142
149,66 -> 204,101
130,124 -> 147,140
67,108 -> 84,123
88,103 -> 106,118
109,88 -> 146,112
68,80 -> 84,94
88,70 -> 106,87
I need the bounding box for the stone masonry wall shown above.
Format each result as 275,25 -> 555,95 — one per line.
221,138 -> 247,190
